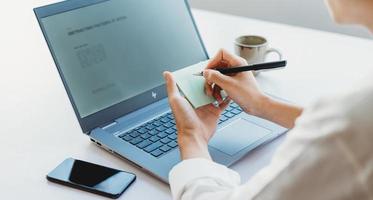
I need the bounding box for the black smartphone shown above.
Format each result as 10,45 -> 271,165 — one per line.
47,158 -> 136,199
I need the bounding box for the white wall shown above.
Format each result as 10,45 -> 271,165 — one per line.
189,0 -> 371,38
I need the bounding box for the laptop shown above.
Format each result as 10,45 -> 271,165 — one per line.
34,0 -> 287,183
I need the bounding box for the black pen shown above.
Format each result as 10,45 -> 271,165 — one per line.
193,60 -> 287,76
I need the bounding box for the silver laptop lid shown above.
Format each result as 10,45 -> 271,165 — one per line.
34,0 -> 208,133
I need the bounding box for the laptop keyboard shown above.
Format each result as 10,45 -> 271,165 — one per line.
218,102 -> 243,125
118,102 -> 243,158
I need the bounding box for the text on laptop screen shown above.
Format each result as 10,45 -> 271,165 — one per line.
40,0 -> 207,118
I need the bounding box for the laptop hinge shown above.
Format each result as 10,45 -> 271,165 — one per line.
100,121 -> 118,130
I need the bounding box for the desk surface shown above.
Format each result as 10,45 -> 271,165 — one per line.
1,1 -> 373,199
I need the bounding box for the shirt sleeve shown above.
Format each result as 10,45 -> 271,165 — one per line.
169,158 -> 241,200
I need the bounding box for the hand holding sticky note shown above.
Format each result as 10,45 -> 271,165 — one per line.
172,61 -> 216,109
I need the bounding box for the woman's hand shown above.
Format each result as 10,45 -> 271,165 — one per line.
204,49 -> 268,117
204,49 -> 303,128
163,71 -> 230,160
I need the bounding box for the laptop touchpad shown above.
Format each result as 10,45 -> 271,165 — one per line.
209,118 -> 272,156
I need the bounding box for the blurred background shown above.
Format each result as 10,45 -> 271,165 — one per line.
189,0 -> 371,38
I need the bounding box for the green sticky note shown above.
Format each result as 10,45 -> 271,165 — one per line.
172,61 -> 216,109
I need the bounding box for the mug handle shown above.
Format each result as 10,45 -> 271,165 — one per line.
265,48 -> 282,61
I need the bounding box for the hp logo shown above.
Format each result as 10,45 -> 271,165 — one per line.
152,92 -> 157,99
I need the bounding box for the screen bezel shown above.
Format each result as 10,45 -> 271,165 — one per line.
34,0 -> 209,133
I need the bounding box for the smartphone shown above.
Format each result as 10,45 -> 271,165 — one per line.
47,158 -> 136,199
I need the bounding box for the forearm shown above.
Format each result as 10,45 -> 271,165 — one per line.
258,96 -> 303,129
178,134 -> 212,160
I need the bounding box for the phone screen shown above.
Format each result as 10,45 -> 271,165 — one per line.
47,158 -> 136,198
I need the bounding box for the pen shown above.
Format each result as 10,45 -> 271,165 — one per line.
193,60 -> 287,76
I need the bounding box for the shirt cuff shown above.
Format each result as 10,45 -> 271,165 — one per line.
169,158 -> 241,199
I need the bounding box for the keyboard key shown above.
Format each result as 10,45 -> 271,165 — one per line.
168,133 -> 177,140
140,133 -> 151,139
231,109 -> 242,115
226,106 -> 233,112
160,137 -> 171,144
152,121 -> 162,127
137,128 -> 147,134
156,126 -> 166,132
137,140 -> 152,149
129,131 -> 140,138
165,128 -> 175,134
224,112 -> 235,118
231,103 -> 239,108
157,132 -> 168,138
119,132 -> 128,138
148,130 -> 158,135
130,137 -> 143,145
150,135 -> 161,142
122,135 -> 133,141
167,141 -> 178,148
160,145 -> 172,152
126,129 -> 135,134
144,141 -> 163,153
220,115 -> 228,122
160,117 -> 170,123
164,122 -> 173,128
145,124 -> 155,130
151,149 -> 164,157
167,115 -> 174,120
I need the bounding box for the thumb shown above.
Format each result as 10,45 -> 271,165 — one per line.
203,69 -> 233,89
163,71 -> 194,119
163,71 -> 180,99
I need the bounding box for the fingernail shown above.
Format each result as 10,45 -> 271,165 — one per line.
163,72 -> 169,82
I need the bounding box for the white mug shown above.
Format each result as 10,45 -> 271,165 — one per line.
234,35 -> 282,75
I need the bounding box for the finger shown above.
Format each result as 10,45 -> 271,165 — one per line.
219,97 -> 231,111
204,81 -> 213,97
220,49 -> 246,66
163,71 -> 180,99
212,85 -> 223,103
205,96 -> 230,114
203,69 -> 233,89
206,49 -> 226,69
207,49 -> 245,69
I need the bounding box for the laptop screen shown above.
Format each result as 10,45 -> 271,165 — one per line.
38,0 -> 207,118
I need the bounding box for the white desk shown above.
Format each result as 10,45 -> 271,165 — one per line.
1,1 -> 373,199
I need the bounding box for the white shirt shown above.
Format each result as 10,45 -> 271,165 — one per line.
169,80 -> 373,200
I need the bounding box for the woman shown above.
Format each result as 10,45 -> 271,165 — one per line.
163,0 -> 373,199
